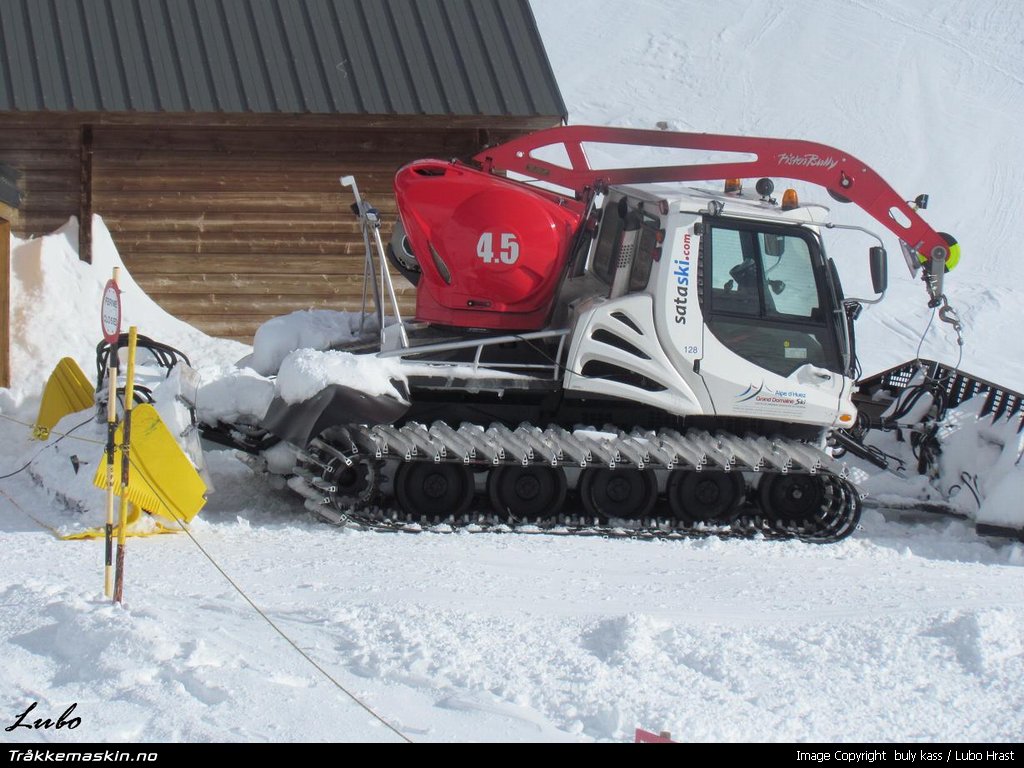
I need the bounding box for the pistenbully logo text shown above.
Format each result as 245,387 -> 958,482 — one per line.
776,153 -> 839,171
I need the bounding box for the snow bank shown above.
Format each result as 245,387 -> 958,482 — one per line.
0,215 -> 402,529
276,348 -> 406,405
4,217 -> 246,407
0,216 -> 250,533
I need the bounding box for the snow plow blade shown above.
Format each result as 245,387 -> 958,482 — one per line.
33,357 -> 94,440
261,384 -> 409,447
849,359 -> 1024,541
854,359 -> 1024,431
92,404 -> 207,526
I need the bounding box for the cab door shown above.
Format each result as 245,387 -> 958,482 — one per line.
697,219 -> 848,426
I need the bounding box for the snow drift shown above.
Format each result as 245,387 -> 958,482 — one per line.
4,217 -> 246,410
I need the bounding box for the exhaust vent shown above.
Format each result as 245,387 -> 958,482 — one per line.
591,329 -> 650,360
580,361 -> 667,392
609,311 -> 643,335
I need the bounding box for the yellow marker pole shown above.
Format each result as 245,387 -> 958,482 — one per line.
103,267 -> 121,598
103,364 -> 117,597
114,327 -> 137,604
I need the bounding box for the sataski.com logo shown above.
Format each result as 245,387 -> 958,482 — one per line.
736,382 -> 807,406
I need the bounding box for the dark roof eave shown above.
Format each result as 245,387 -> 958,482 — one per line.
0,0 -> 567,122
0,109 -> 564,131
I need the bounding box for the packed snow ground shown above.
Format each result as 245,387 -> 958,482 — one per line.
2,0 -> 1024,744
2,486 -> 1023,743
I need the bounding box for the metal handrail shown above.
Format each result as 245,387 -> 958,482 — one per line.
381,329 -> 570,380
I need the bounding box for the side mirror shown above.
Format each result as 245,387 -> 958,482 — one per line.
763,233 -> 786,257
870,246 -> 888,294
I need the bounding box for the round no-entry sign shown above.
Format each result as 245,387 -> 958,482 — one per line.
101,279 -> 121,344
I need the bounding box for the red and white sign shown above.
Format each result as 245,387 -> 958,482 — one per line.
101,279 -> 121,344
634,728 -> 675,743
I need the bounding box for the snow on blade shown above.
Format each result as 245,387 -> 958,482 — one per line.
855,395 -> 1024,530
937,400 -> 1024,528
194,365 -> 276,425
276,347 -> 407,405
246,309 -> 372,376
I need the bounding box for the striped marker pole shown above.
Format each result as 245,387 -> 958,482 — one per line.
113,326 -> 137,605
103,355 -> 117,598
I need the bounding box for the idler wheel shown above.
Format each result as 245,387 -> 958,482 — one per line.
667,470 -> 745,523
488,465 -> 567,519
394,462 -> 475,518
579,468 -> 658,520
327,456 -> 379,510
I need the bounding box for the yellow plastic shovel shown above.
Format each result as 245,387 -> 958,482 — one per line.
33,358 -> 94,440
91,404 -> 207,527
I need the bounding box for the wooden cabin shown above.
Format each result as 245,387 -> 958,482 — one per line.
0,0 -> 566,343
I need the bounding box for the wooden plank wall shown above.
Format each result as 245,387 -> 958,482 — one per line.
93,126 -> 489,340
0,117 -> 545,342
0,127 -> 79,236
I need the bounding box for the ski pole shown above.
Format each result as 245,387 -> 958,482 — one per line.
113,326 -> 137,604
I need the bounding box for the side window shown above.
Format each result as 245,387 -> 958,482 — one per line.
590,201 -> 625,285
710,228 -> 746,289
710,228 -> 759,317
628,218 -> 660,292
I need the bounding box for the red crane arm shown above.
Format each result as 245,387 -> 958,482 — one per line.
473,125 -> 950,265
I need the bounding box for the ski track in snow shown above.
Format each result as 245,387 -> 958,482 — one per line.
1,0 -> 1023,744
847,0 -> 1024,89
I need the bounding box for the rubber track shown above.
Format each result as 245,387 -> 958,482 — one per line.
290,422 -> 863,544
